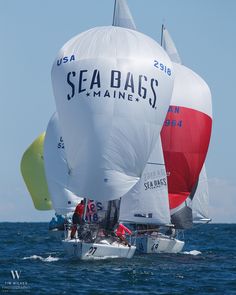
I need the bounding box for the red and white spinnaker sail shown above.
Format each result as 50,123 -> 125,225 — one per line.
160,26 -> 212,228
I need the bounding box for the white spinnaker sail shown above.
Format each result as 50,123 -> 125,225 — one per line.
112,0 -> 136,30
119,136 -> 170,225
192,164 -> 210,222
162,26 -> 182,64
51,26 -> 174,201
44,112 -> 81,215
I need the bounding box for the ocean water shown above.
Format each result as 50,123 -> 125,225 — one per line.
0,223 -> 236,295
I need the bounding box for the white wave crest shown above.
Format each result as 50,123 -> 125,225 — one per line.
183,250 -> 201,256
86,255 -> 119,260
22,255 -> 60,262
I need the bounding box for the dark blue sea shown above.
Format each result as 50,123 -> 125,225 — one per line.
0,223 -> 236,294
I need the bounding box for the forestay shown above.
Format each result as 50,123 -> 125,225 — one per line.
119,136 -> 170,225
51,26 -> 174,201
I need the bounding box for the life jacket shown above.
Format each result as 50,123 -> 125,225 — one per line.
116,224 -> 132,237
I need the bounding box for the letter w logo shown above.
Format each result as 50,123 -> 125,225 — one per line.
11,270 -> 21,280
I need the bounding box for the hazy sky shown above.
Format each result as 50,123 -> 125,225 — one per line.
0,0 -> 235,222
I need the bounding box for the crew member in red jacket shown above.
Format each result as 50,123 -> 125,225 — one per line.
115,223 -> 132,247
70,200 -> 84,239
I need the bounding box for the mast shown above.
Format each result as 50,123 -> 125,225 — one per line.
83,198 -> 88,222
112,0 -> 117,26
105,201 -> 112,230
161,24 -> 165,47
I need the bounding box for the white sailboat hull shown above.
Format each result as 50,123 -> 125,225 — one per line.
135,234 -> 184,254
62,239 -> 136,260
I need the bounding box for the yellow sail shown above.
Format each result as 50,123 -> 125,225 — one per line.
20,132 -> 52,210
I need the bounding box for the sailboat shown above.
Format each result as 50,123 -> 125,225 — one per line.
44,111 -> 136,257
119,136 -> 184,253
51,0 -> 174,259
160,26 -> 213,231
112,0 -> 184,254
20,133 -> 53,211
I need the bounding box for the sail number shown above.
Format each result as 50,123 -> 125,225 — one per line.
86,213 -> 99,223
164,119 -> 182,127
154,60 -> 172,76
87,247 -> 97,256
57,136 -> 65,149
151,243 -> 159,251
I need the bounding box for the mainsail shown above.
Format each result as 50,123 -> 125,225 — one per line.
44,113 -> 82,215
161,25 -> 181,64
160,26 -> 212,228
20,133 -> 52,210
51,25 -> 174,201
112,0 -> 136,30
192,164 -> 211,223
119,136 -> 170,225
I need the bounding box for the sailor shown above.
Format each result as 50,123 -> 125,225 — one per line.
115,223 -> 132,247
49,217 -> 57,230
70,200 -> 85,239
55,214 -> 66,230
165,227 -> 176,238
